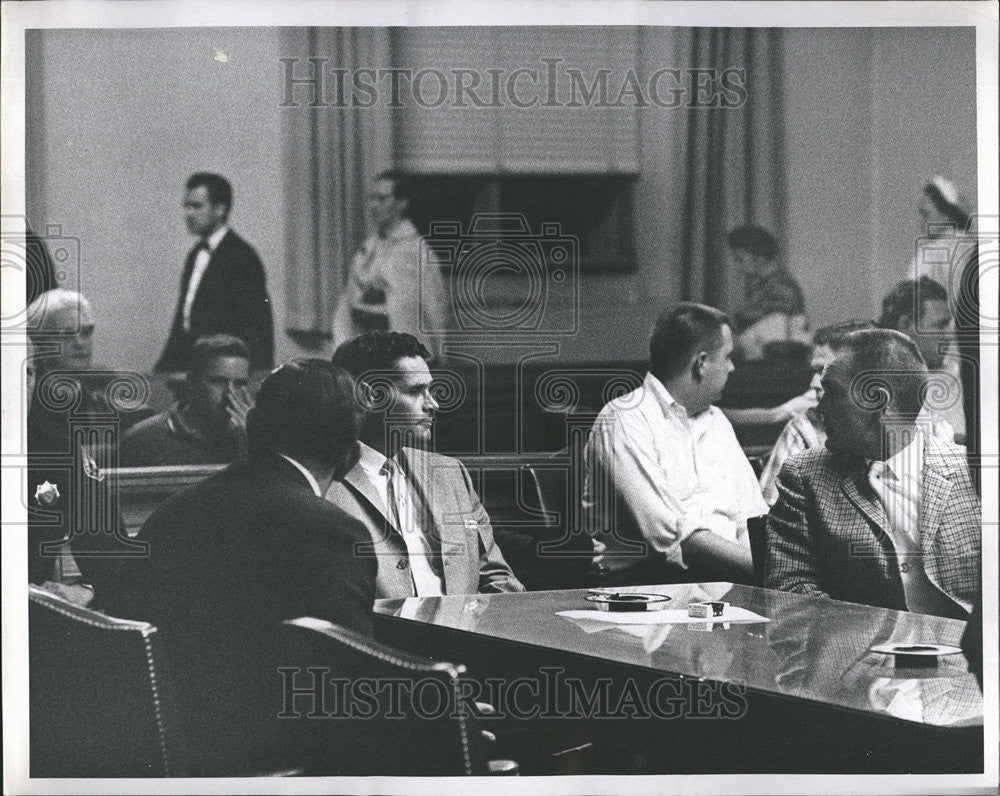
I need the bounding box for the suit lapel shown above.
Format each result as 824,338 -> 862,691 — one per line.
338,462 -> 416,597
839,468 -> 898,564
840,469 -> 890,538
343,464 -> 399,534
920,443 -> 954,562
179,244 -> 199,297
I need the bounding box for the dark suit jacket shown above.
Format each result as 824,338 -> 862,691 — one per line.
130,456 -> 376,775
155,229 -> 274,372
325,447 -> 524,599
766,438 -> 980,616
27,382 -> 150,594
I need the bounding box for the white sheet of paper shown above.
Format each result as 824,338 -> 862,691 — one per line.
556,606 -> 770,625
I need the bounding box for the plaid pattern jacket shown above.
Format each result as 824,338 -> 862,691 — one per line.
766,437 -> 980,615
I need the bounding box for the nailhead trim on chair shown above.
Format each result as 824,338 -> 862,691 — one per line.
29,585 -> 174,776
141,633 -> 172,776
283,617 -> 475,775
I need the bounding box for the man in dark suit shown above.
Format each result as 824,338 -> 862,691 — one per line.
155,172 -> 273,373
327,331 -> 523,599
767,329 -> 980,618
132,360 -> 375,775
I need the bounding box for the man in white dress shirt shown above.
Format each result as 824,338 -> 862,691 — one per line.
583,302 -> 768,585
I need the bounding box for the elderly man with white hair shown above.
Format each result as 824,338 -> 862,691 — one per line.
26,288 -> 146,606
27,287 -> 96,364
26,289 -> 101,448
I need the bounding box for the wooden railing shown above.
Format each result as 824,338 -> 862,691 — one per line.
110,443 -> 771,534
113,465 -> 224,532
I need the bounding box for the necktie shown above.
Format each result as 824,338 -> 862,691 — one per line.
182,241 -> 212,332
381,459 -> 443,596
381,459 -> 406,534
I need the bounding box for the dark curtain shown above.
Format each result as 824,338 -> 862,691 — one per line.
680,28 -> 786,311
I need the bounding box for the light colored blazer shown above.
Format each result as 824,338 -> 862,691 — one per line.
766,437 -> 980,617
325,447 -> 524,600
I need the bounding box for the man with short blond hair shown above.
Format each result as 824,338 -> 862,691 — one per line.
123,334 -> 252,466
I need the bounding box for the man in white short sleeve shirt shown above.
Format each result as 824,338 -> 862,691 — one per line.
584,302 -> 767,586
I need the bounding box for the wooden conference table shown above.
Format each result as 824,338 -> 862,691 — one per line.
373,583 -> 983,775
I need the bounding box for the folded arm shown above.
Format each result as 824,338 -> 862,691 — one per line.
588,409 -> 762,576
680,529 -> 753,584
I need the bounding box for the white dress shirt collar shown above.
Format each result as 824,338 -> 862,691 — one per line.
279,453 -> 322,497
645,371 -> 717,426
884,429 -> 924,481
182,224 -> 230,332
357,441 -> 390,479
203,224 -> 229,251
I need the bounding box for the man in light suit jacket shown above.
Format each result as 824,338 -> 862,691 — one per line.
767,329 -> 980,619
328,331 -> 523,599
156,172 -> 274,373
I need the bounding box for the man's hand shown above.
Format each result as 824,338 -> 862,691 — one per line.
773,389 -> 818,423
224,385 -> 253,433
680,529 -> 754,584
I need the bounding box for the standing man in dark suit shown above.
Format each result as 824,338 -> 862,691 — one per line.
155,172 -> 274,374
131,360 -> 375,775
328,331 -> 523,599
766,329 -> 980,618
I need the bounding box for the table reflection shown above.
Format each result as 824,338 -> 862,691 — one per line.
765,595 -> 981,726
375,583 -> 981,728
